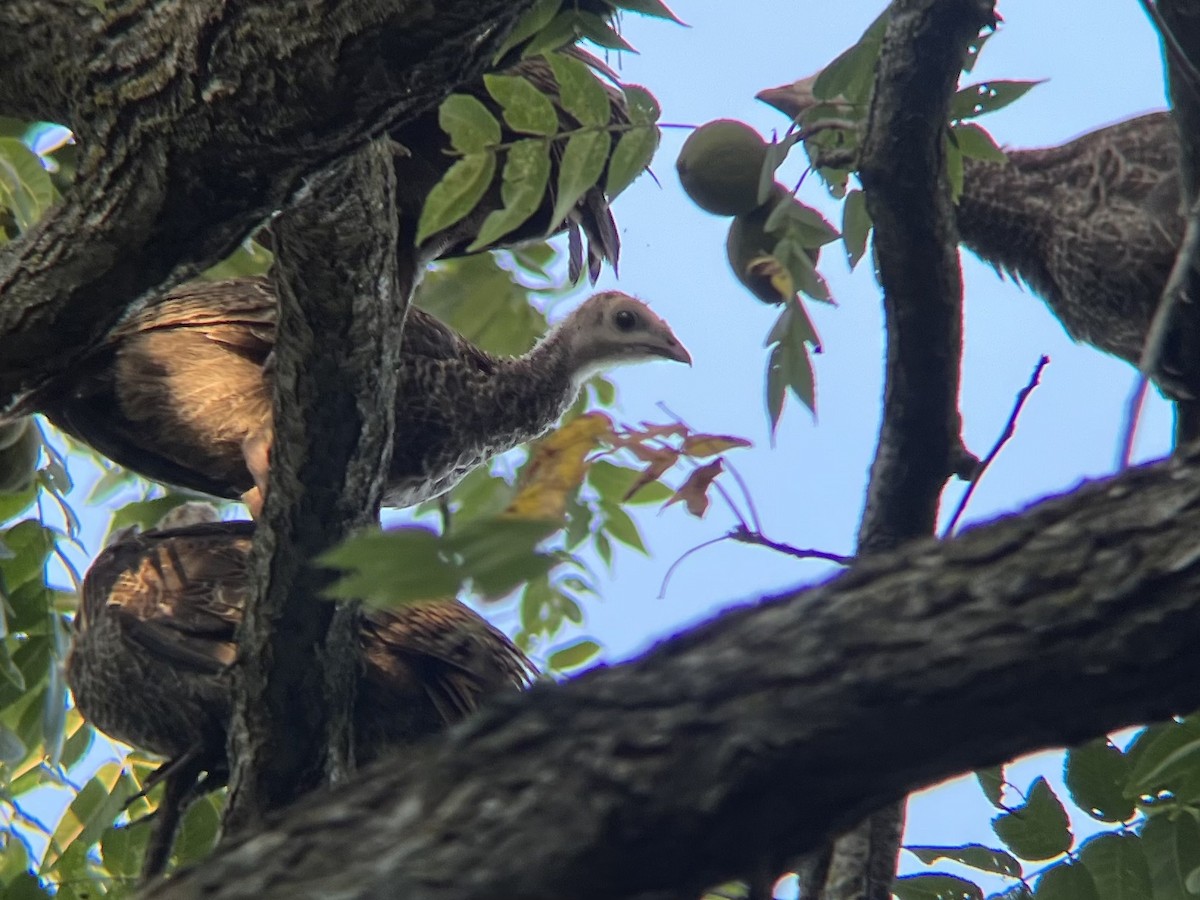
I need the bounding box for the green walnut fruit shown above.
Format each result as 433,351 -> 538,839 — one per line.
0,418 -> 39,494
727,183 -> 792,304
676,119 -> 769,216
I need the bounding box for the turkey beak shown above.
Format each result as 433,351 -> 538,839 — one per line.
659,334 -> 692,366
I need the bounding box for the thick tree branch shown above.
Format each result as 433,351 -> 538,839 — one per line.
223,138 -> 408,831
152,448 -> 1200,900
820,1 -> 996,896
0,2 -> 97,123
0,0 -> 532,408
855,0 -> 993,553
1148,2 -> 1200,440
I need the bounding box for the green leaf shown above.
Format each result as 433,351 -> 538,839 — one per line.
906,844 -> 1021,878
547,638 -> 602,671
812,8 -> 888,104
892,873 -> 983,900
950,80 -> 1045,120
446,517 -> 557,600
952,122 -> 1008,162
1142,813 -> 1200,900
841,188 -> 871,270
612,0 -> 685,24
991,777 -> 1072,862
469,139 -> 552,252
1077,832 -> 1151,900
588,460 -> 639,500
1064,738 -> 1134,823
545,53 -> 613,127
438,94 -> 502,153
1126,717 -> 1200,798
484,74 -> 560,136
977,765 -> 1006,807
0,720 -> 25,764
173,791 -> 222,869
415,151 -> 497,246
322,526 -> 462,606
494,0 -> 562,59
101,818 -> 151,880
0,138 -> 56,231
764,304 -> 818,431
623,85 -> 662,127
764,195 -> 840,248
549,130 -> 611,233
601,503 -> 647,553
606,124 -> 659,198
1036,861 -> 1100,900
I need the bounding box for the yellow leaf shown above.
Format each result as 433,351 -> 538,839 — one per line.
506,412 -> 613,520
681,433 -> 753,458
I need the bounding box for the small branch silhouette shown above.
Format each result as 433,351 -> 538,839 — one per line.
943,356 -> 1049,537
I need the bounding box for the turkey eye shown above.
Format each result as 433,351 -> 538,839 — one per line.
614,309 -> 638,332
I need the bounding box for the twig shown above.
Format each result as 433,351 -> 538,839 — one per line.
1118,375 -> 1150,470
942,356 -> 1049,537
729,525 -> 852,565
657,535 -> 732,599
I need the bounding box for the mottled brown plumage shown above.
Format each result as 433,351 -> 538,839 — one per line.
955,112 -> 1184,372
399,53 -> 627,282
19,277 -> 689,513
67,521 -> 534,876
758,78 -> 1186,388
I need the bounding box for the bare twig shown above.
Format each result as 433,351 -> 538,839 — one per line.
942,356 -> 1049,537
658,535 -> 733,599
1118,375 -> 1150,470
729,525 -> 852,565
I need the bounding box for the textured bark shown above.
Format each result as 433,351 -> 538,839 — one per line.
1152,2 -> 1200,441
151,447 -> 1200,900
855,0 -> 993,554
818,1 -> 997,897
220,139 -> 408,831
0,0 -> 532,407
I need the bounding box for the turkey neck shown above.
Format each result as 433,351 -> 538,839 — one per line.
476,328 -> 580,443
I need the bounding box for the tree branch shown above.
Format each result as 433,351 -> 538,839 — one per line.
821,1 -> 997,895
223,137 -> 408,830
151,448 -> 1200,900
1146,2 -> 1200,441
0,0 -> 532,408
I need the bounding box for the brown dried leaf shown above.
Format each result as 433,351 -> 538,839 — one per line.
664,458 -> 724,518
681,433 -> 753,458
622,453 -> 677,502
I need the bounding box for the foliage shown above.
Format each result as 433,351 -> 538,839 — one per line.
675,10 -> 1040,434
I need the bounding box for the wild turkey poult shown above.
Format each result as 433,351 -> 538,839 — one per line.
757,79 -> 1187,394
15,277 -> 690,514
67,520 -> 536,878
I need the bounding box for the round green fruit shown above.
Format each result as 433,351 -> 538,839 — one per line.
676,119 -> 769,216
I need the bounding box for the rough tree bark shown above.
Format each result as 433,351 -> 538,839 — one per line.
807,1 -> 995,898
151,445 -> 1200,900
0,0 -> 532,406
222,138 -> 409,831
